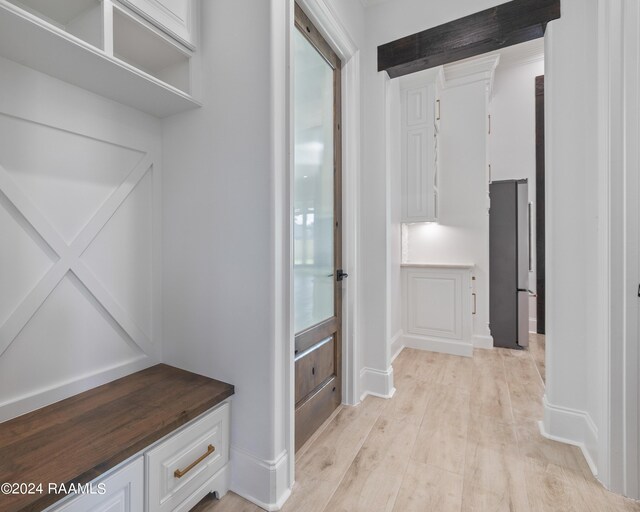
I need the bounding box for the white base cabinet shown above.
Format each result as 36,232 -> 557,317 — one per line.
146,403 -> 230,512
51,458 -> 144,512
402,264 -> 474,357
45,402 -> 230,512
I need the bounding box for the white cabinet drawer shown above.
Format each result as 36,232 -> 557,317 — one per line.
146,403 -> 230,512
48,458 -> 144,512
116,0 -> 196,49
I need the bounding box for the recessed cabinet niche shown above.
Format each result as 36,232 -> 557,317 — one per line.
400,67 -> 443,223
0,0 -> 200,117
7,0 -> 104,48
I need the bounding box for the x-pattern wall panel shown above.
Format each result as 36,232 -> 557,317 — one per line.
0,111 -> 158,416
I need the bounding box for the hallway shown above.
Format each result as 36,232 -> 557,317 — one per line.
196,339 -> 639,511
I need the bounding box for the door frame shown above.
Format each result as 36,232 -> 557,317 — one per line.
596,0 -> 640,497
535,75 -> 545,335
285,0 -> 360,490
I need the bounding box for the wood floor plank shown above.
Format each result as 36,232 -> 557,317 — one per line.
191,492 -> 263,512
467,411 -> 519,456
469,354 -> 513,423
528,334 -> 546,383
412,385 -> 470,475
380,371 -> 431,425
523,459 -> 609,512
392,461 -> 463,512
514,419 -> 594,480
502,351 -> 545,421
295,396 -> 385,479
322,416 -> 420,512
463,443 -> 530,512
203,339 -> 637,512
283,398 -> 386,512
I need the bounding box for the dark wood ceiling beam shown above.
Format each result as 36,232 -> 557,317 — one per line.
378,0 -> 560,78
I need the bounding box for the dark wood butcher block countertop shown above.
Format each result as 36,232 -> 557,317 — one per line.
0,364 -> 234,512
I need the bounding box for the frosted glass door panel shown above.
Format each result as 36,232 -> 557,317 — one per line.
294,30 -> 335,334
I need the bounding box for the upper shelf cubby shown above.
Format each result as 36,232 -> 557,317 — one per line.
8,0 -> 104,48
0,0 -> 201,118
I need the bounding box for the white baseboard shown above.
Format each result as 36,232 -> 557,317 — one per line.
0,355 -> 153,422
472,334 -> 494,350
541,395 -> 599,477
390,329 -> 405,362
230,447 -> 291,511
529,317 -> 537,334
360,366 -> 395,401
402,334 -> 473,358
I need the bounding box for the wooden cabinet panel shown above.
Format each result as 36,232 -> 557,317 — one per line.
295,377 -> 340,452
295,337 -> 335,404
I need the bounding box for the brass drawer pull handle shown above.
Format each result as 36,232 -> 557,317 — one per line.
174,444 -> 215,479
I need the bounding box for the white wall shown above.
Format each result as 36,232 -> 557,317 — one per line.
0,56 -> 162,422
542,0 -> 601,476
161,0 -> 286,507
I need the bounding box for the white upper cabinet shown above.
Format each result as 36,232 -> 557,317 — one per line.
400,68 -> 442,223
117,0 -> 196,49
0,0 -> 201,117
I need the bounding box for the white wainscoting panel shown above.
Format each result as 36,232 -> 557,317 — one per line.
402,266 -> 473,357
0,56 -> 161,421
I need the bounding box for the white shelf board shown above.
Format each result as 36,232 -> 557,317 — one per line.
10,0 -> 98,26
0,0 -> 201,118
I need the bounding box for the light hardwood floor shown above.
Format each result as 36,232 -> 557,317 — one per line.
194,336 -> 639,512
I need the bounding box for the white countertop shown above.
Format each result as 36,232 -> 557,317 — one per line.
401,262 -> 475,269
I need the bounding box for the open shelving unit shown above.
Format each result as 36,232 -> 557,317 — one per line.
0,0 -> 201,118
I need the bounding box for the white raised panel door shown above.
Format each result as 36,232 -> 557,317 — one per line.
401,266 -> 474,357
117,0 -> 195,48
401,84 -> 437,222
405,269 -> 463,340
48,458 -> 144,512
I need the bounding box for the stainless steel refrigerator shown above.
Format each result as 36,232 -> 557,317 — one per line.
489,179 -> 530,349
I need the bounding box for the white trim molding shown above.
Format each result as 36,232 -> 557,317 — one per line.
443,54 -> 500,93
295,0 -> 357,61
541,395 -> 599,477
390,329 -> 404,362
230,447 -> 291,511
403,334 -> 474,358
360,366 -> 395,401
472,334 -> 494,350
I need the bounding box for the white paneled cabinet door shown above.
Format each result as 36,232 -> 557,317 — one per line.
116,0 -> 195,48
401,83 -> 438,223
48,458 -> 144,512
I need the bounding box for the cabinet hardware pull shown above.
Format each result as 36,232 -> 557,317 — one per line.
436,99 -> 441,121
472,293 -> 477,315
174,444 -> 216,478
